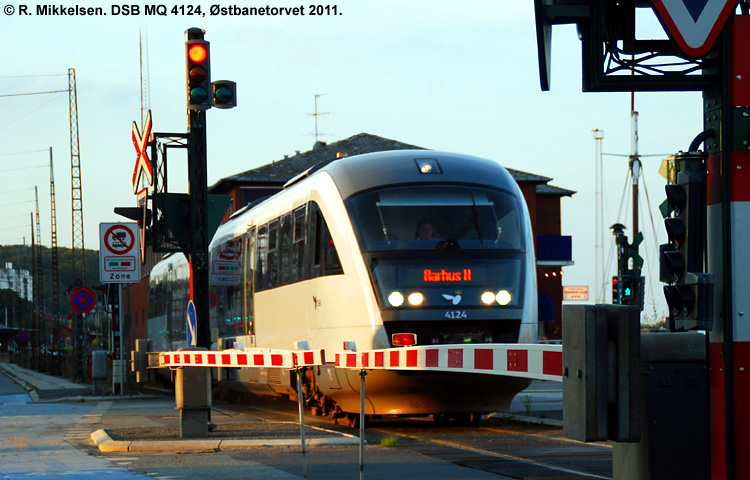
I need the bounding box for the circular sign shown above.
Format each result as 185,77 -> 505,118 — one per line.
104,225 -> 135,255
18,331 -> 28,342
70,287 -> 97,313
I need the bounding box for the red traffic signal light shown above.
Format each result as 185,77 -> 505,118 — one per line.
612,276 -> 620,304
185,32 -> 211,110
188,44 -> 208,63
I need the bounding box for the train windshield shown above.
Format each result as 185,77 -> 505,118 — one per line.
347,185 -> 524,252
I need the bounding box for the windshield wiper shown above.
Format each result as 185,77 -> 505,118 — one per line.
438,195 -> 482,251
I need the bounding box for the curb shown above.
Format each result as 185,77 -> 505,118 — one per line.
492,413 -> 563,427
90,429 -> 361,452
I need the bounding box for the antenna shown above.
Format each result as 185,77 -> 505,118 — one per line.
308,94 -> 330,142
139,29 -> 151,129
593,128 -> 605,302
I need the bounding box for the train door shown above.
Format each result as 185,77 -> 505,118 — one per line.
243,227 -> 256,346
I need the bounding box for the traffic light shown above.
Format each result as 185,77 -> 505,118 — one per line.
612,276 -> 620,304
212,80 -> 237,109
114,202 -> 152,263
620,274 -> 634,304
186,29 -> 211,110
660,151 -> 713,330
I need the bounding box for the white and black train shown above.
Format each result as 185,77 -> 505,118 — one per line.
145,150 -> 539,424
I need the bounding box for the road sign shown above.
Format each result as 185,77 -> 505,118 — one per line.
99,222 -> 141,283
651,0 -> 738,58
132,110 -> 153,194
70,287 -> 96,313
187,300 -> 197,348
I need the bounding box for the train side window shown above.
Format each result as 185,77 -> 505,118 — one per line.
280,214 -> 292,285
267,219 -> 279,288
256,225 -> 268,291
244,228 -> 256,334
309,202 -> 343,277
292,206 -> 306,282
322,221 -> 343,275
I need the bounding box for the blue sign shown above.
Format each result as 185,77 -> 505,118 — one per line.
70,287 -> 96,313
186,300 -> 197,348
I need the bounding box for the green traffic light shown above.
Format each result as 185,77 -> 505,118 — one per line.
214,85 -> 233,104
190,86 -> 208,104
624,287 -> 632,296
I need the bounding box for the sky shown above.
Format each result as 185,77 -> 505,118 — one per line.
0,1 -> 710,319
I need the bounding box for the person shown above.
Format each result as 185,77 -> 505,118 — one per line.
414,219 -> 435,240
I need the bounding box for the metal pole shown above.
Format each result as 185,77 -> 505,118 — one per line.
119,283 -> 124,395
359,370 -> 367,480
630,110 -> 640,236
297,369 -> 307,478
719,17 -> 735,479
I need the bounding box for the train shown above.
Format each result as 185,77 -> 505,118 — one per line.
142,150 -> 539,426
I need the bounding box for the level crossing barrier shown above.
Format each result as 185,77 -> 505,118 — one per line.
150,348 -> 326,369
334,343 -> 564,382
146,342 -> 561,479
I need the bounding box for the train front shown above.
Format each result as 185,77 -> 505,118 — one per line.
326,151 -> 538,416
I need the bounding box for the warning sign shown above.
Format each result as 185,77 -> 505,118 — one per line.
99,222 -> 141,283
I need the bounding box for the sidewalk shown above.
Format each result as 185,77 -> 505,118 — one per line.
0,362 -> 514,479
0,361 -> 91,401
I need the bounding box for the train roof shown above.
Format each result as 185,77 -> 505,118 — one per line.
311,150 -> 522,200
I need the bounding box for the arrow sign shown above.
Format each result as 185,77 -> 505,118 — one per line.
186,300 -> 197,348
651,0 -> 738,58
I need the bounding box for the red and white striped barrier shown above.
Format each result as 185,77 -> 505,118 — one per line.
155,348 -> 325,369
335,343 -> 563,382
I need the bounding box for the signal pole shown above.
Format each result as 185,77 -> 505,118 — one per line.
188,109 -> 210,348
707,14 -> 750,479
185,28 -> 211,349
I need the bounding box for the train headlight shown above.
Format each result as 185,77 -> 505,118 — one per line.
408,292 -> 424,306
388,291 -> 404,307
481,291 -> 496,305
496,290 -> 512,306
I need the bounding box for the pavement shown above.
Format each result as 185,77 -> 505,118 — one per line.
0,362 -> 360,451
0,362 -> 520,479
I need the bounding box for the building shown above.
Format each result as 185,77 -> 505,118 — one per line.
125,133 -> 574,347
0,263 -> 33,302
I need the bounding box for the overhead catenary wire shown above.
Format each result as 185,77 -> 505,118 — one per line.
0,93 -> 66,132
0,164 -> 48,172
0,213 -> 34,222
0,149 -> 48,156
0,90 -> 68,98
0,224 -> 32,232
0,74 -> 67,79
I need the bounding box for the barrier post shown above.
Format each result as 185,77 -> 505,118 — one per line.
359,370 -> 367,480
297,368 -> 307,478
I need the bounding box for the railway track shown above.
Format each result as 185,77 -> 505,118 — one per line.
232,391 -> 613,480
367,419 -> 612,479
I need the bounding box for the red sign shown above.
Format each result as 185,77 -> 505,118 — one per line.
651,0 -> 738,58
103,224 -> 135,255
70,287 -> 96,313
132,110 -> 153,194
